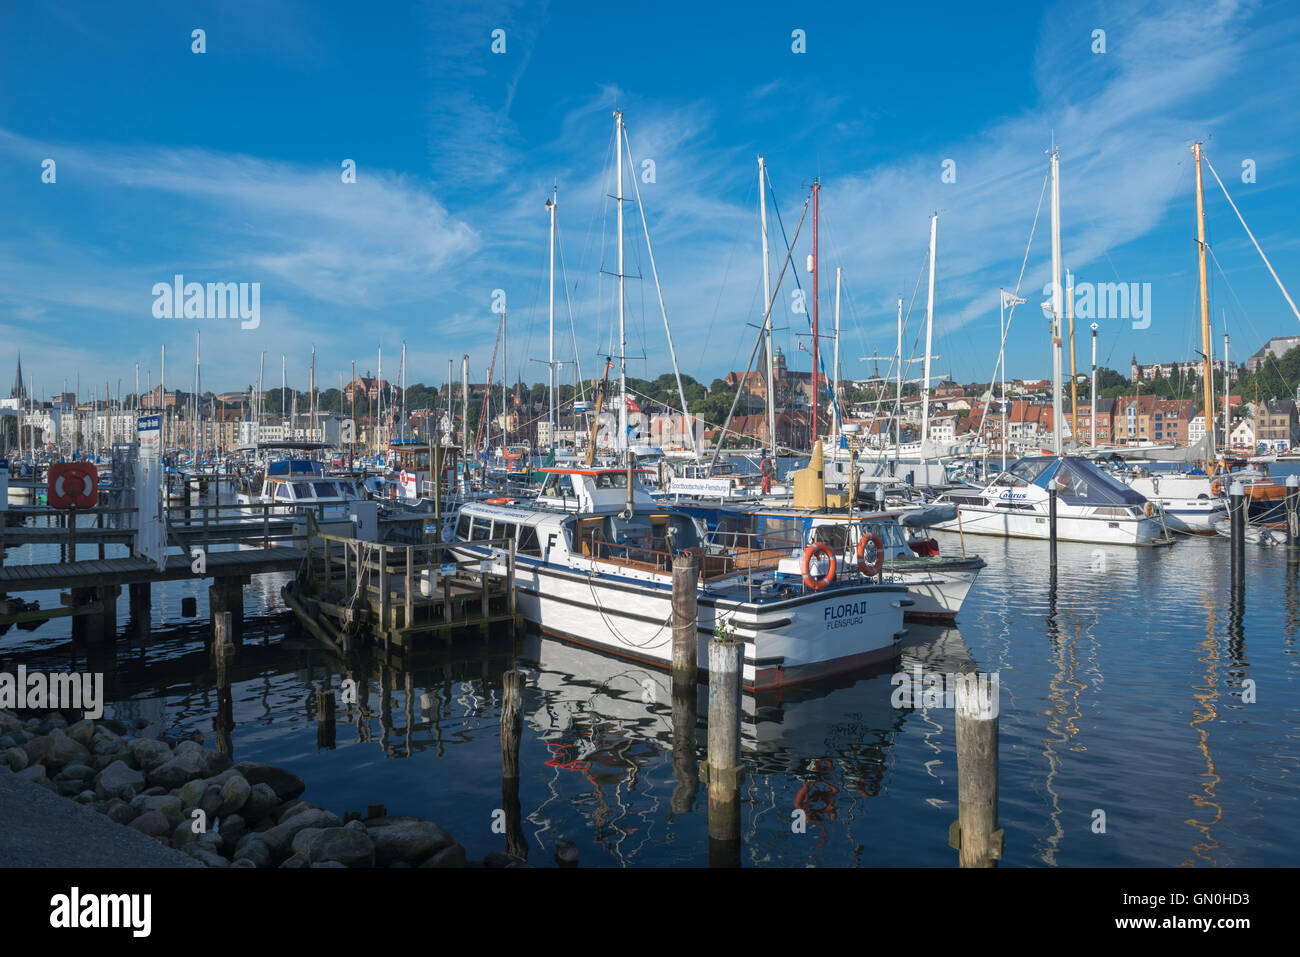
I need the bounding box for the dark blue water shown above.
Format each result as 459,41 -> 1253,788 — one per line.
3,475 -> 1297,866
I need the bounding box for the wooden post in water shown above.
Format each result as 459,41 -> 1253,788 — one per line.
950,671 -> 1003,868
671,552 -> 699,689
317,687 -> 336,749
1230,480 -> 1245,589
705,635 -> 742,867
1287,475 -> 1298,564
671,675 -> 700,815
1048,475 -> 1058,570
500,668 -> 527,860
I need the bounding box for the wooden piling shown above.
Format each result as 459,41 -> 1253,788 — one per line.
671,552 -> 699,689
1287,475 -> 1298,561
317,687 -> 337,749
671,678 -> 700,815
705,636 -> 742,866
500,668 -> 527,860
1230,481 -> 1245,589
1048,477 -> 1058,570
950,671 -> 1002,868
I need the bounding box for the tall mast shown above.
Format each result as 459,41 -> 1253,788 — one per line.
547,187 -> 557,451
921,213 -> 937,448
1194,142 -> 1215,453
896,297 -> 903,461
256,352 -> 265,444
376,346 -> 382,452
1090,323 -> 1098,448
1000,289 -> 1008,471
1049,147 -> 1064,455
1223,328 -> 1230,453
281,355 -> 286,442
1068,269 -> 1077,445
196,331 -> 202,460
759,156 -> 775,453
615,110 -> 627,456
811,179 -> 820,443
833,266 -> 842,445
159,348 -> 164,456
461,355 -> 469,461
310,343 -> 317,442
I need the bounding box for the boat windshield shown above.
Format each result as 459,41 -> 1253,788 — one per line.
993,458 -> 1052,487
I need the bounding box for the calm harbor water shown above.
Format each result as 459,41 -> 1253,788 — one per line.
3,474 -> 1298,867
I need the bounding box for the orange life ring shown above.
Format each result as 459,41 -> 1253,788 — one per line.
486,497 -> 516,504
48,462 -> 98,510
856,532 -> 884,577
1211,480 -> 1223,496
801,541 -> 837,590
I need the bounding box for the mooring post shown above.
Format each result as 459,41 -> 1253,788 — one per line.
500,668 -> 527,860
317,686 -> 337,749
950,671 -> 1003,868
209,577 -> 244,643
1048,476 -> 1058,570
1286,474 -> 1299,563
671,551 -> 699,690
1230,480 -> 1245,589
705,635 -> 742,867
671,675 -> 700,815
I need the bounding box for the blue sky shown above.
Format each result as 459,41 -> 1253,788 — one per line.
3,0 -> 1300,401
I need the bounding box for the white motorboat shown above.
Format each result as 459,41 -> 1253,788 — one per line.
931,455 -> 1173,545
452,466 -> 912,692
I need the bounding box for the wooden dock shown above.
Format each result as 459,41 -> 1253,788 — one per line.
283,527 -> 521,657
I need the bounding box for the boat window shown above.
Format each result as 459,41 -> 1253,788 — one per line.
470,517 -> 492,541
995,458 -> 1050,487
812,525 -> 850,551
518,525 -> 541,557
592,472 -> 629,489
313,481 -> 339,498
273,483 -> 294,501
859,521 -> 907,550
762,516 -> 803,550
456,513 -> 472,540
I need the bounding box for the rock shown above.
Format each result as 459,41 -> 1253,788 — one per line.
230,858 -> 257,868
365,817 -> 456,867
104,800 -> 140,825
218,815 -> 247,858
171,822 -> 200,849
344,819 -> 366,831
21,735 -> 53,766
90,726 -> 126,757
95,760 -> 145,801
482,850 -> 527,868
16,764 -> 53,789
261,808 -> 341,861
44,728 -> 90,770
75,789 -> 96,804
217,774 -> 250,816
277,801 -> 311,823
290,828 -> 327,858
279,853 -> 309,868
242,783 -> 280,823
0,734 -> 16,749
47,713 -> 68,729
199,784 -> 224,818
234,834 -> 272,868
308,827 -> 375,868
2,747 -> 29,772
141,785 -> 166,797
0,710 -> 21,734
185,846 -> 230,868
128,737 -> 173,772
129,810 -> 173,838
66,719 -> 96,748
419,842 -> 468,868
134,794 -> 184,824
233,761 -> 306,802
310,861 -> 347,868
54,762 -> 95,783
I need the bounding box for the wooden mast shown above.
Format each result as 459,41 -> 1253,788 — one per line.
1194,142 -> 1215,454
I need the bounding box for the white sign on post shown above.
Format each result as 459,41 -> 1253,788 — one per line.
135,415 -> 165,569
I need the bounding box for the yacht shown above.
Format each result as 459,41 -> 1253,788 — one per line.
451,466 -> 912,692
234,441 -> 362,517
930,455 -> 1174,545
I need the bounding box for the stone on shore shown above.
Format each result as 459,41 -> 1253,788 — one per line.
262,807 -> 341,861
365,816 -> 455,867
95,760 -> 146,801
129,810 -> 173,838
233,761 -> 306,803
307,827 -> 375,868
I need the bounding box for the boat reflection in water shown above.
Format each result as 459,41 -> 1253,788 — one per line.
515,622 -> 977,865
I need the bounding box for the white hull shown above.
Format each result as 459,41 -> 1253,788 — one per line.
882,561 -> 982,620
478,553 -> 909,692
929,506 -> 1168,545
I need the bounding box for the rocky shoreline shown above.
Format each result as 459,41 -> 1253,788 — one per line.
0,708 -> 527,868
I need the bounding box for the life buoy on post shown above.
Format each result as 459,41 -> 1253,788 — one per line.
760,456 -> 775,495
856,532 -> 884,577
1211,480 -> 1223,497
48,462 -> 98,510
801,541 -> 837,590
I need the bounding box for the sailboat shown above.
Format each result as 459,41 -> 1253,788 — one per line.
929,147 -> 1172,545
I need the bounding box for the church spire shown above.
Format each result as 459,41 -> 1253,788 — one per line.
11,353 -> 25,399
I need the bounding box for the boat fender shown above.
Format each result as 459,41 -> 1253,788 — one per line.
856,532 -> 884,577
1143,501 -> 1156,518
801,542 -> 837,590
